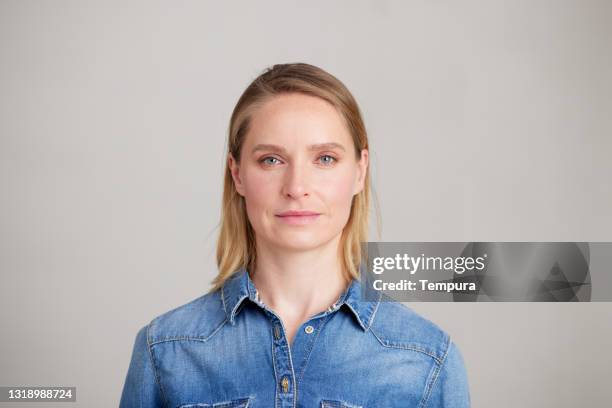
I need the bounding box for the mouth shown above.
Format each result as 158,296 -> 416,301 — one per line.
275,210 -> 321,225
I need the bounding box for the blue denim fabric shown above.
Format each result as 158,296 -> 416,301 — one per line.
120,267 -> 470,407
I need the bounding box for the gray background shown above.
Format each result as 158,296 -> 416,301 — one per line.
1,1 -> 611,407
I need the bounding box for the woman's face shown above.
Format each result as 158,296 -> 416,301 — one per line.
229,93 -> 368,253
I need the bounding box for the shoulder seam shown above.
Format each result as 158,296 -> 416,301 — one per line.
147,291 -> 227,344
149,317 -> 228,346
145,322 -> 170,408
368,325 -> 449,364
418,337 -> 454,408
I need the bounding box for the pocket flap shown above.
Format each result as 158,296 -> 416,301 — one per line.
179,397 -> 251,408
320,399 -> 362,408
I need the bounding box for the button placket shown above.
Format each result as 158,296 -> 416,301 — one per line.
288,315 -> 337,394
269,314 -> 296,408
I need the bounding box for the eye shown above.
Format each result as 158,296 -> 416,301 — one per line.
259,156 -> 282,166
318,154 -> 337,166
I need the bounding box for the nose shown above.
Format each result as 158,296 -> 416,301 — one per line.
281,163 -> 311,199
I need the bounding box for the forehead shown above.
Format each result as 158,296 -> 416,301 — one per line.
246,93 -> 352,146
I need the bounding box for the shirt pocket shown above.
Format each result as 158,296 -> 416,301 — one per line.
178,397 -> 251,408
320,399 -> 362,408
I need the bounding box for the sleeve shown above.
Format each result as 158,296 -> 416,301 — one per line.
119,324 -> 166,408
424,341 -> 471,408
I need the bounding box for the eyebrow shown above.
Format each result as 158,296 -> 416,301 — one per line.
251,142 -> 346,154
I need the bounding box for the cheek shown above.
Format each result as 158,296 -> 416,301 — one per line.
323,169 -> 357,211
242,170 -> 278,210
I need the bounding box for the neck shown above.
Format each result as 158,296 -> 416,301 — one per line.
250,234 -> 350,323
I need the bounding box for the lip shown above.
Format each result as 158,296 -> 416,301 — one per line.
275,210 -> 321,225
277,210 -> 321,217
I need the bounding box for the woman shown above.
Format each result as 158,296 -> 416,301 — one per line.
120,63 -> 470,407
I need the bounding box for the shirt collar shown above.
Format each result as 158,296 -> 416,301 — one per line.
220,264 -> 381,331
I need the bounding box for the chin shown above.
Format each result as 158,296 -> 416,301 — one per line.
269,232 -> 334,252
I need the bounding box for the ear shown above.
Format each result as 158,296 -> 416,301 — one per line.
353,149 -> 368,195
228,153 -> 246,196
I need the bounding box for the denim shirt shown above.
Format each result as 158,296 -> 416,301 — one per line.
120,267 -> 470,407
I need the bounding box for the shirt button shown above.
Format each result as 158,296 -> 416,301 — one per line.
273,325 -> 281,340
304,325 -> 314,334
281,376 -> 290,393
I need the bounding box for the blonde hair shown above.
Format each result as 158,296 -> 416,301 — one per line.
209,62 -> 380,293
